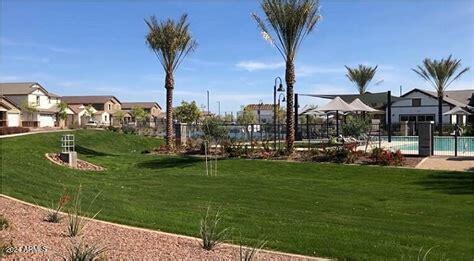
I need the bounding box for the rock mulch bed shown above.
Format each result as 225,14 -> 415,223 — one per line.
0,196 -> 321,260
45,153 -> 104,171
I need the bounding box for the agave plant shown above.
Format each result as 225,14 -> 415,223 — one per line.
345,64 -> 378,95
145,14 -> 197,149
413,55 -> 469,135
252,0 -> 321,153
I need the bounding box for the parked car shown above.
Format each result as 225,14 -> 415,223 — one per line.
85,120 -> 99,127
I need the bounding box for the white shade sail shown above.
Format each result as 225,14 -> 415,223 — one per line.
317,96 -> 356,112
349,98 -> 379,112
443,106 -> 471,115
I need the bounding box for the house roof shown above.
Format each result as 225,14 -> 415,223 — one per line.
0,82 -> 51,96
61,95 -> 121,105
121,102 -> 161,110
245,104 -> 276,110
0,96 -> 21,110
68,104 -> 86,114
402,88 -> 474,107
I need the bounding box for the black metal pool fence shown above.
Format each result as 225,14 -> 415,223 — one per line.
171,122 -> 473,157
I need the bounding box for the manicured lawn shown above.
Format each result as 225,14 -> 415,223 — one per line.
1,130 -> 473,260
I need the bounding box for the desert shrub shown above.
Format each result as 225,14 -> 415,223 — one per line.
0,239 -> 14,257
370,148 -> 405,166
200,206 -> 230,251
463,125 -> 474,136
239,238 -> 267,261
321,146 -> 359,163
45,192 -> 71,223
185,138 -> 203,152
67,187 -> 101,237
121,125 -> 136,135
106,126 -> 119,132
0,215 -> 9,230
66,239 -> 107,261
0,127 -> 30,136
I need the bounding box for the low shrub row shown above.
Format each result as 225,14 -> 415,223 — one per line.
0,127 -> 30,136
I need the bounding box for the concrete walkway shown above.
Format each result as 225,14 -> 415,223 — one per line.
416,156 -> 474,172
0,129 -> 73,139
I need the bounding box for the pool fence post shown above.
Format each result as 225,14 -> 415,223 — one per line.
378,123 -> 381,148
306,115 -> 310,150
455,126 -> 458,157
250,124 -> 254,151
387,91 -> 392,143
418,122 -> 432,156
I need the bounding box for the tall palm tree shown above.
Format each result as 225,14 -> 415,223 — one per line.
412,55 -> 469,135
252,0 -> 320,153
145,14 -> 197,148
345,65 -> 378,95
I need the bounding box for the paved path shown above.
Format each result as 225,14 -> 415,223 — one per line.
0,129 -> 73,139
416,156 -> 474,172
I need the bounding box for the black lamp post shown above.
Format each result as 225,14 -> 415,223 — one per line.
273,77 -> 285,149
278,94 -> 286,149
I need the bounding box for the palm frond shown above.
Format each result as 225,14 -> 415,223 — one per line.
345,64 -> 378,94
145,14 -> 197,73
252,0 -> 321,62
413,55 -> 470,96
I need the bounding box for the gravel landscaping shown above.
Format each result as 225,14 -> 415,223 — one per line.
0,196 -> 319,260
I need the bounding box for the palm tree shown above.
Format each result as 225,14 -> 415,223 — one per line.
56,101 -> 68,128
252,0 -> 320,153
345,65 -> 378,95
145,14 -> 197,149
412,55 -> 469,135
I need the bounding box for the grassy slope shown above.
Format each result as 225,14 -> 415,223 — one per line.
1,130 -> 473,260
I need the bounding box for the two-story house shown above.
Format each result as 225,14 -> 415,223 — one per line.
240,104 -> 276,124
0,82 -> 61,127
121,102 -> 163,126
61,96 -> 122,126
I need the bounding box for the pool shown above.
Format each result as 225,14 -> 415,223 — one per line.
380,136 -> 474,156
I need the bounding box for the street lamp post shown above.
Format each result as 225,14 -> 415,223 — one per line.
273,77 -> 284,150
278,93 -> 286,150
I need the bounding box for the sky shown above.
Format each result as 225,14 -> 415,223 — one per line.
1,0 -> 473,114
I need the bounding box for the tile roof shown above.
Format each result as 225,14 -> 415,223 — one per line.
404,89 -> 474,107
121,102 -> 161,110
245,104 -> 276,110
0,82 -> 48,95
61,96 -> 121,104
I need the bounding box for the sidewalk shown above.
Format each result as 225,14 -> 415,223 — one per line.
0,129 -> 73,139
416,156 -> 474,172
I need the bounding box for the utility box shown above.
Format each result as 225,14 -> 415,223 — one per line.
60,134 -> 77,168
418,122 -> 433,156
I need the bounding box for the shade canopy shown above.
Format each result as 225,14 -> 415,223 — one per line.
349,98 -> 379,112
443,106 -> 471,115
317,96 -> 356,112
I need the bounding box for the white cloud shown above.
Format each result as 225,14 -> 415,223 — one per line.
297,65 -> 345,77
0,37 -> 78,54
235,61 -> 284,71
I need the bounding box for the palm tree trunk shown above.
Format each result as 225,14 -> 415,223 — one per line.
285,60 -> 295,153
165,72 -> 175,148
438,94 -> 443,136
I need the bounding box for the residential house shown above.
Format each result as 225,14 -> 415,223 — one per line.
0,82 -> 61,127
240,104 -> 277,124
0,96 -> 22,127
390,88 -> 474,125
121,102 -> 163,126
61,96 -> 122,126
66,104 -> 98,127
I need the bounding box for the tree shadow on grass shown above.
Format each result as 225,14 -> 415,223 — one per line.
76,145 -> 115,157
136,156 -> 203,169
415,172 -> 474,195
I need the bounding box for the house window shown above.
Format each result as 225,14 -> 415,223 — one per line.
104,115 -> 108,122
36,96 -> 40,106
412,98 -> 421,107
108,104 -> 111,110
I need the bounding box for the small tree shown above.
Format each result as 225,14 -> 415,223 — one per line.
131,107 -> 149,124
202,116 -> 229,176
57,102 -> 69,128
113,110 -> 125,125
20,100 -> 39,123
174,100 -> 202,124
237,106 -> 256,125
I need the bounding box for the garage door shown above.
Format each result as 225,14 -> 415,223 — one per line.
39,114 -> 55,127
7,113 -> 20,127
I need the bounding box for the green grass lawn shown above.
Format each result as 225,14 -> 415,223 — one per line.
1,130 -> 473,260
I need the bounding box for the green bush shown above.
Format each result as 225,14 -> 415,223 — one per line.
65,239 -> 107,261
342,116 -> 371,138
121,125 -> 136,135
